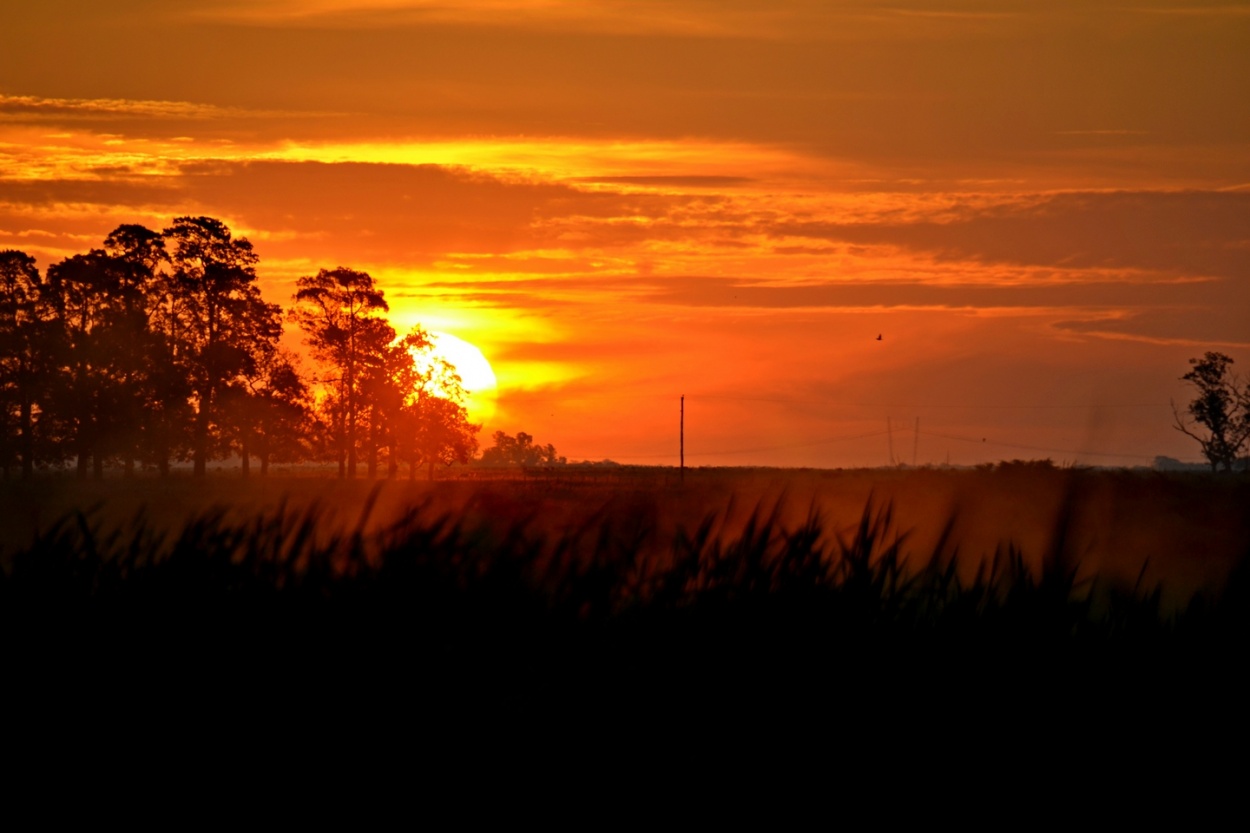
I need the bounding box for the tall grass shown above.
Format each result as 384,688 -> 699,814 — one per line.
4,488 -> 1242,663
10,480 -> 1245,766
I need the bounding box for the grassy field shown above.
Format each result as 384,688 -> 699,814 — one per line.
4,463 -> 1245,602
3,464 -> 1247,741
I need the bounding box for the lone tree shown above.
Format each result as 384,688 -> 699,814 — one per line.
289,267 -> 392,478
164,217 -> 282,477
1173,351 -> 1250,472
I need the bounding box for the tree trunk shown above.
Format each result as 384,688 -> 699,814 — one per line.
20,399 -> 33,480
92,453 -> 103,479
240,433 -> 250,478
257,433 -> 269,477
193,403 -> 209,477
347,397 -> 357,478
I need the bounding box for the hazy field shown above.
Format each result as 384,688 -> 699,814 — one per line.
4,464 -> 1246,607
4,463 -> 1247,750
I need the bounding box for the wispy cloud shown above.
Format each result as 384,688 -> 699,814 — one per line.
178,0 -> 1039,40
0,94 -> 251,121
1129,5 -> 1250,17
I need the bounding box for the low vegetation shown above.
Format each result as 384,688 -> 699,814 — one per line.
4,468 -> 1246,723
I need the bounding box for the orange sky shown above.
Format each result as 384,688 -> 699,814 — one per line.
3,1 -> 1248,467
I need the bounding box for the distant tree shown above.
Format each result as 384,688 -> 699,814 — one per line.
479,430 -> 565,467
289,267 -> 392,478
0,250 -> 53,479
165,217 -> 283,476
1173,351 -> 1250,472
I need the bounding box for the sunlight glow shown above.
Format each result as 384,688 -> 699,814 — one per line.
429,331 -> 496,393
260,137 -> 807,183
427,331 -> 498,423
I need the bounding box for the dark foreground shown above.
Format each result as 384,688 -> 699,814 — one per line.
2,466 -> 1248,763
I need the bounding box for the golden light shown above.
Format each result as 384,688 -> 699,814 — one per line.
428,331 -> 498,422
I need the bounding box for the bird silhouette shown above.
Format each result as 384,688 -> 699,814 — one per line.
876,333 -> 882,341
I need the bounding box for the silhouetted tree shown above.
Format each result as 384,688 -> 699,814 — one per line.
290,267 -> 391,478
480,430 -> 564,467
396,326 -> 480,480
221,346 -> 312,477
0,250 -> 52,479
411,395 -> 480,480
43,245 -> 161,478
44,251 -> 112,477
165,217 -> 282,476
102,223 -> 181,475
362,329 -> 427,479
1173,351 -> 1250,472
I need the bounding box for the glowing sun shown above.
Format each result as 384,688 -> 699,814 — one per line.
429,331 -> 498,421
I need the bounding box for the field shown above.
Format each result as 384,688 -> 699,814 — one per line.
5,463 -> 1246,600
3,464 -> 1248,747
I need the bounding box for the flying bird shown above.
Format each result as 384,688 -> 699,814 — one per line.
876,334 -> 882,341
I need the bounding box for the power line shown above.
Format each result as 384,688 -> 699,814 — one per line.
701,429 -> 893,457
495,392 -> 1171,464
499,391 -> 1172,410
917,428 -> 1158,461
572,428 -> 893,461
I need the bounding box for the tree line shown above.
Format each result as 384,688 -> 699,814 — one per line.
0,217 -> 479,480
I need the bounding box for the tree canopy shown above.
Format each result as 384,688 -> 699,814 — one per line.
479,431 -> 565,467
1173,351 -> 1250,472
290,267 -> 392,478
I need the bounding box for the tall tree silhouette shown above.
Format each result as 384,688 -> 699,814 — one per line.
360,334 -> 412,479
0,250 -> 51,479
164,217 -> 282,476
44,251 -> 125,477
102,224 -> 188,476
290,267 -> 391,478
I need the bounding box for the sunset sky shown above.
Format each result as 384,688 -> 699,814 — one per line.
3,1 -> 1248,467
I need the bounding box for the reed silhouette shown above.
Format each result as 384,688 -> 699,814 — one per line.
4,475 -> 1245,740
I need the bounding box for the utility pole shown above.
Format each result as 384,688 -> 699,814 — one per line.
680,394 -> 685,485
